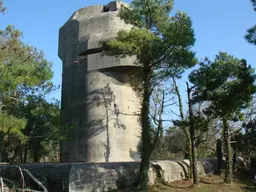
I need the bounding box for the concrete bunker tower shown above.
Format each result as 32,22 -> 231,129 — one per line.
58,1 -> 141,162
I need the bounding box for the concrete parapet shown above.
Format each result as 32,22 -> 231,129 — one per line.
0,159 -> 218,192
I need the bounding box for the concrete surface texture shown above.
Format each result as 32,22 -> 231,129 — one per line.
0,159 -> 218,192
58,1 -> 141,162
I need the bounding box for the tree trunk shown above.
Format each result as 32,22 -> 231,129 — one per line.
23,146 -> 28,163
1,143 -> 7,162
151,90 -> 164,155
0,135 -> 3,162
0,147 -> 3,162
190,132 -> 198,185
232,147 -> 237,171
186,82 -> 198,185
184,129 -> 193,178
216,139 -> 223,175
136,70 -> 151,189
0,133 -> 10,162
223,118 -> 232,183
172,75 -> 193,178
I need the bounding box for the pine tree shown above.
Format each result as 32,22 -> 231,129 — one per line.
0,2 -> 54,161
245,0 -> 256,45
189,52 -> 256,183
102,0 -> 196,188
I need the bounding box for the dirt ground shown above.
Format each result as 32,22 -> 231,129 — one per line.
150,171 -> 256,192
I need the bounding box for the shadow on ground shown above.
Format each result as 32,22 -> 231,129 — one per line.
234,169 -> 256,192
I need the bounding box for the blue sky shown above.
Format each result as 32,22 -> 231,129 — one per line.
0,0 -> 255,109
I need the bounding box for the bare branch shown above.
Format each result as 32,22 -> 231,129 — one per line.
22,169 -> 47,192
18,166 -> 25,190
150,90 -> 165,154
169,108 -> 181,118
0,177 -> 4,192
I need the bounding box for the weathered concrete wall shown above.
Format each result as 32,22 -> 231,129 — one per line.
0,159 -> 218,192
151,159 -> 218,183
58,1 -> 141,162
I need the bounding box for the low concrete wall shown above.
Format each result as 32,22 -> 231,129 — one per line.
0,159 -> 218,192
151,158 -> 218,183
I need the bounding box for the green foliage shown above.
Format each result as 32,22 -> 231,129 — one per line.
165,126 -> 186,153
173,109 -> 214,157
1,88 -> 62,163
233,117 -> 256,158
245,0 -> 256,45
0,25 -> 53,93
102,0 -> 196,187
0,24 -> 54,160
0,2 -> 61,163
18,97 -> 60,162
245,25 -> 256,46
102,8 -> 196,75
0,0 -> 5,13
250,0 -> 256,11
118,0 -> 173,28
150,126 -> 187,160
0,113 -> 26,139
189,52 -> 256,183
189,52 -> 256,118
